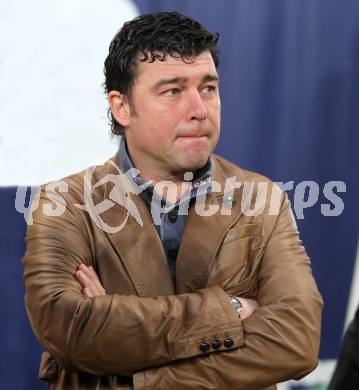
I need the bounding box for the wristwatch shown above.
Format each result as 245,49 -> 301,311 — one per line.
228,295 -> 244,317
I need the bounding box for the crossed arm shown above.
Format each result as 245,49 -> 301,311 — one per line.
76,264 -> 258,320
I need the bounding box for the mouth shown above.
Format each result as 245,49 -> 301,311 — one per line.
176,135 -> 209,144
175,134 -> 210,149
176,133 -> 209,139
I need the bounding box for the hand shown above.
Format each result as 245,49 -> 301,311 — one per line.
237,297 -> 258,320
76,264 -> 106,297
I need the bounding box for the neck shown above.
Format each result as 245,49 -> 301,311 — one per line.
131,157 -> 193,204
121,138 -> 194,203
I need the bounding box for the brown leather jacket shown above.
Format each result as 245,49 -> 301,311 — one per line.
22,153 -> 323,389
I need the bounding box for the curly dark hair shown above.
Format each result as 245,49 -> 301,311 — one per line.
103,12 -> 220,136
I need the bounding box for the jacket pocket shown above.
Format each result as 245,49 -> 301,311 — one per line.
222,222 -> 263,245
207,223 -> 263,290
223,247 -> 264,298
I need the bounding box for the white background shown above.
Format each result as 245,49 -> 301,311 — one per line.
0,0 -> 138,185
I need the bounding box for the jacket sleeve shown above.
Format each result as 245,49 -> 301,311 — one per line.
132,193 -> 324,389
22,187 -> 243,376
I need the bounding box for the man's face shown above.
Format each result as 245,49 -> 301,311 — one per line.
123,50 -> 221,180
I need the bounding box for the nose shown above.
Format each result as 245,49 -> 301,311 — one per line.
187,91 -> 207,121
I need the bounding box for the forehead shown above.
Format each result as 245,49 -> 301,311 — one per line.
135,51 -> 218,82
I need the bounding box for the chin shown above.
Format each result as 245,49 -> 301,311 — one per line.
173,141 -> 212,171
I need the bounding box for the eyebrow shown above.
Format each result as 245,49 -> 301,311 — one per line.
151,74 -> 219,92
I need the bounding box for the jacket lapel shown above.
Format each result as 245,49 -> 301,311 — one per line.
95,154 -> 175,297
176,158 -> 244,294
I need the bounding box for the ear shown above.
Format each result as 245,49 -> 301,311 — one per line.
108,91 -> 131,128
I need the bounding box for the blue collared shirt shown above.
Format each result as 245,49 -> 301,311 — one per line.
119,137 -> 212,281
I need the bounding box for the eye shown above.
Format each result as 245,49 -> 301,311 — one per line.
202,85 -> 217,94
163,88 -> 180,96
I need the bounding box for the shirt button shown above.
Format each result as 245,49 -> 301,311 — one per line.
199,341 -> 210,352
211,340 -> 221,350
167,209 -> 178,223
168,249 -> 178,259
223,338 -> 234,348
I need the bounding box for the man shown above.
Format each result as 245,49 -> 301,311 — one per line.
23,12 -> 323,389
328,306 -> 359,389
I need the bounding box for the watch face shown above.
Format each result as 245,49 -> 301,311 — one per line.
229,296 -> 243,315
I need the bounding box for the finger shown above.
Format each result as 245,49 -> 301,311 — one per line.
77,265 -> 106,295
88,266 -> 106,294
76,270 -> 98,296
76,269 -> 86,288
80,265 -> 105,295
79,264 -> 99,284
83,287 -> 93,298
76,270 -> 90,289
79,265 -> 99,288
79,263 -> 91,275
